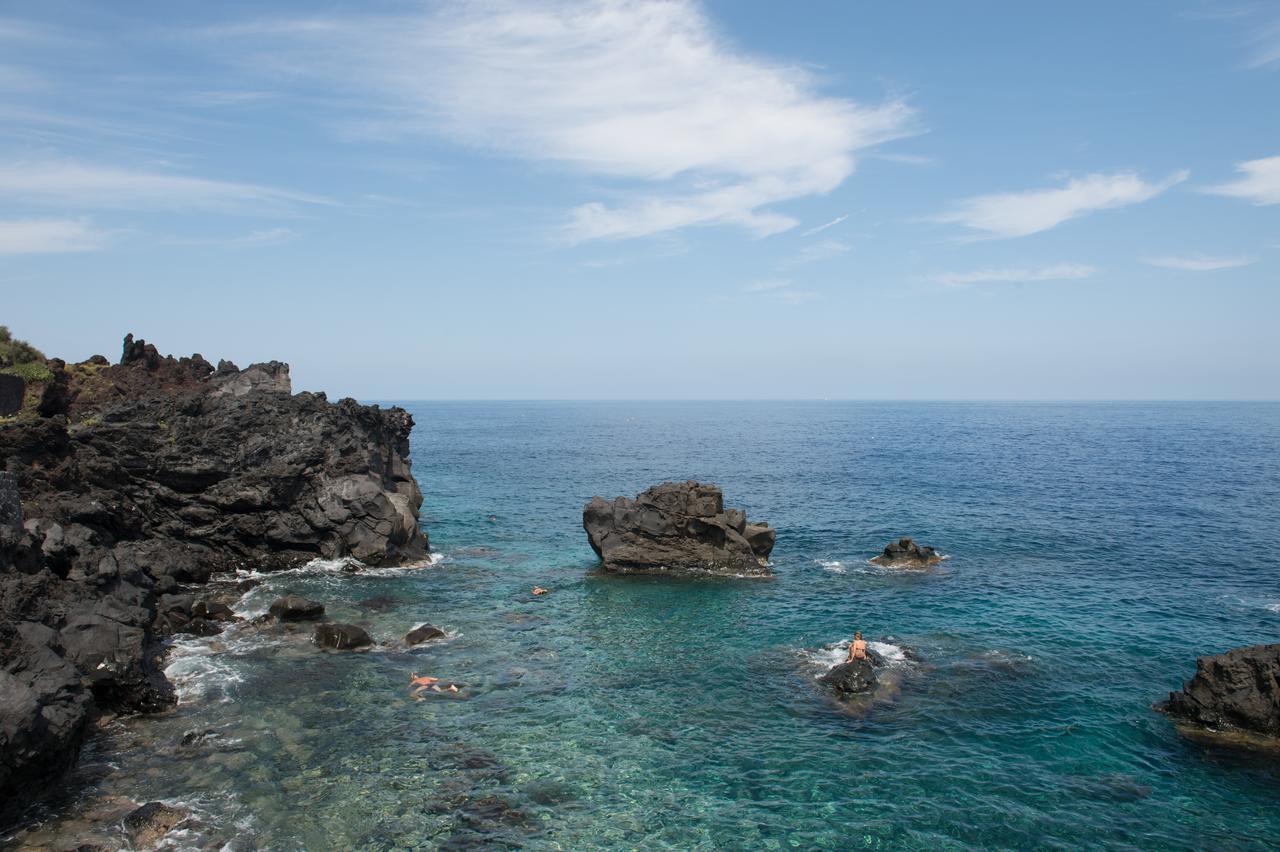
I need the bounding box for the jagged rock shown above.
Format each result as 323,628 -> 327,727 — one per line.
268,595 -> 325,622
1161,643 -> 1280,741
405,623 -> 446,644
870,537 -> 943,568
0,333 -> 430,821
582,481 -> 774,577
123,801 -> 189,847
819,658 -> 879,698
313,622 -> 373,650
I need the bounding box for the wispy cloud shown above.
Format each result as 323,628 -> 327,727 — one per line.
741,278 -> 817,303
0,159 -> 330,213
1246,19 -> 1280,68
936,171 -> 1188,239
794,239 -> 851,264
871,152 -> 936,166
1203,155 -> 1280,204
1141,254 -> 1257,271
0,218 -> 107,255
934,264 -> 1097,288
801,214 -> 848,237
209,1 -> 916,242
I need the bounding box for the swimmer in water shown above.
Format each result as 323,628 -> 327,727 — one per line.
845,632 -> 868,663
532,587 -> 548,596
410,673 -> 462,697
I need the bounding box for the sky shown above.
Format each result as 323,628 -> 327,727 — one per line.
2,0 -> 1278,400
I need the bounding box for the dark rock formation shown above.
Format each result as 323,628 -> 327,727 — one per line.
1161,644 -> 1280,740
870,537 -> 943,568
405,623 -> 446,644
0,333 -> 429,822
0,374 -> 23,416
820,658 -> 878,699
268,595 -> 325,622
123,801 -> 190,847
313,622 -> 374,650
582,481 -> 774,577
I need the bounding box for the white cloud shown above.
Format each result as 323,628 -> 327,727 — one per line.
1247,20 -> 1280,68
743,279 -> 792,293
794,239 -> 851,264
213,1 -> 915,241
801,214 -> 848,237
0,218 -> 107,255
934,264 -> 1097,288
1203,155 -> 1280,205
0,159 -> 329,213
1141,254 -> 1257,271
936,171 -> 1188,239
741,278 -> 817,303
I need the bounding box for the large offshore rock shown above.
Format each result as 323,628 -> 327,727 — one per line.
1162,643 -> 1280,740
313,622 -> 374,651
582,481 -> 774,577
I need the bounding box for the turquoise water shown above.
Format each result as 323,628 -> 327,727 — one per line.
20,402 -> 1280,849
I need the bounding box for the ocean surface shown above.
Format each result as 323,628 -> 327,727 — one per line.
13,402 -> 1280,850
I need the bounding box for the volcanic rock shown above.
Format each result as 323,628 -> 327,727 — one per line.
268,595 -> 325,622
0,332 -> 429,820
1161,643 -> 1280,740
819,658 -> 878,699
582,481 -> 774,577
870,537 -> 943,568
313,622 -> 374,650
123,801 -> 189,847
405,623 -> 446,644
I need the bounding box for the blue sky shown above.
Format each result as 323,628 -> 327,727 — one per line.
2,0 -> 1278,399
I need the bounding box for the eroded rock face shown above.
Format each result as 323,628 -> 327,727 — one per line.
870,537 -> 943,568
0,334 -> 429,821
582,481 -> 774,577
1162,644 -> 1280,740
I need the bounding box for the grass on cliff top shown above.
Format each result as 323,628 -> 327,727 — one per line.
0,325 -> 45,369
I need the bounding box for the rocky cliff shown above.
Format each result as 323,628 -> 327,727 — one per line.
0,335 -> 428,823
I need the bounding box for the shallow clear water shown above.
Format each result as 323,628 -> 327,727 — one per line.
18,402 -> 1280,849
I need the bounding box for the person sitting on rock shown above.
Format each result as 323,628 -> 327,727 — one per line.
845,632 -> 869,663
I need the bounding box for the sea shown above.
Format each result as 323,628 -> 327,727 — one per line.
9,401 -> 1280,850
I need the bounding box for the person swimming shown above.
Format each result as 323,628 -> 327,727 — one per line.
410,674 -> 461,696
845,632 -> 868,663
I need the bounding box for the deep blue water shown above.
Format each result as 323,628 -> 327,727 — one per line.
19,402 -> 1280,850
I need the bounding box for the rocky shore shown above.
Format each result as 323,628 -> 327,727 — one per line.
0,335 -> 428,823
1160,643 -> 1280,744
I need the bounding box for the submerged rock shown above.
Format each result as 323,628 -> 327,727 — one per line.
582,481 -> 775,577
313,622 -> 374,650
870,537 -> 943,568
819,658 -> 878,698
405,623 -> 446,645
1161,643 -> 1280,742
268,595 -> 325,622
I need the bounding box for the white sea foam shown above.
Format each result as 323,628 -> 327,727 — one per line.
1267,603 -> 1280,614
164,637 -> 246,705
232,551 -> 446,582
816,559 -> 845,573
802,638 -> 910,677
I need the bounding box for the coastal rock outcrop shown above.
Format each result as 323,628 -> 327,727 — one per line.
582,481 -> 774,577
406,623 -> 446,644
1161,643 -> 1280,741
0,333 -> 429,821
269,595 -> 326,622
870,537 -> 943,568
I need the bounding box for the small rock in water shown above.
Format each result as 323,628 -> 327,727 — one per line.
870,537 -> 943,568
236,578 -> 261,593
268,594 -> 325,622
192,600 -> 236,622
405,623 -> 446,645
313,622 -> 374,650
123,801 -> 189,847
177,617 -> 223,637
820,659 -> 878,698
1161,642 -> 1280,744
